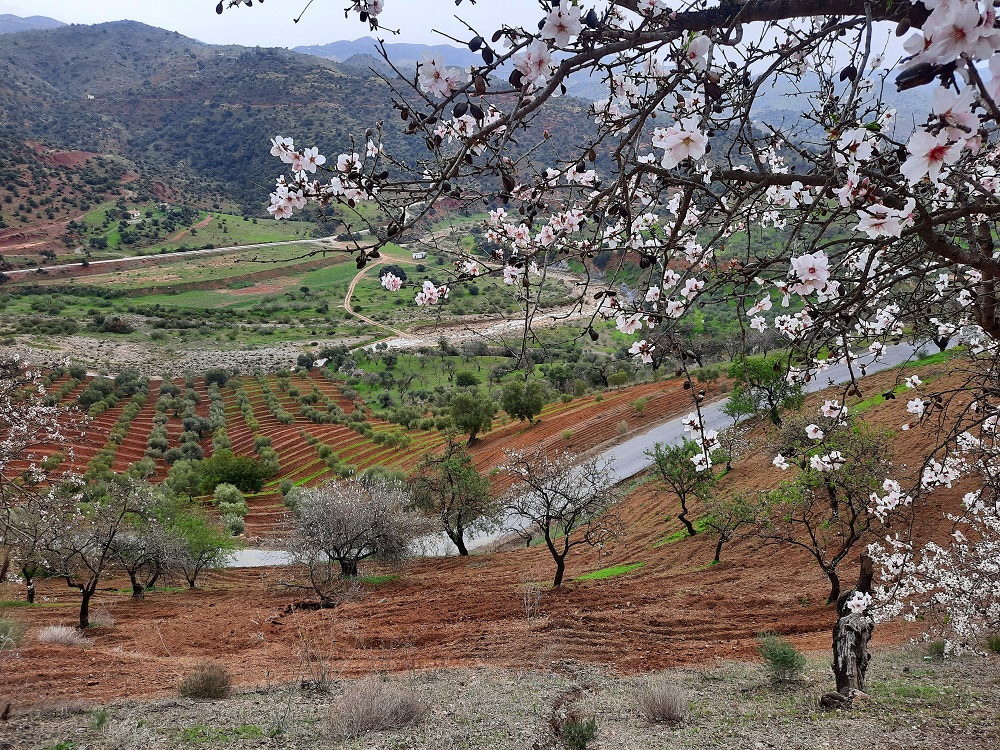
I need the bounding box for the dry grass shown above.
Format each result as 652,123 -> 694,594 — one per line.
178,662 -> 232,700
36,625 -> 92,648
635,677 -> 688,724
327,675 -> 427,739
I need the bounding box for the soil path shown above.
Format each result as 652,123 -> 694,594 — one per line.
165,213 -> 213,243
342,258 -> 419,341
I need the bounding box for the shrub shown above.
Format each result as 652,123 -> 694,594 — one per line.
213,483 -> 245,507
927,639 -> 947,659
636,678 -> 687,723
561,429 -> 574,441
0,617 -> 26,648
757,632 -> 806,681
179,662 -> 232,699
985,633 -> 1000,653
204,367 -> 228,386
221,513 -> 246,536
37,625 -> 92,647
279,479 -> 294,496
327,677 -> 426,739
560,717 -> 598,750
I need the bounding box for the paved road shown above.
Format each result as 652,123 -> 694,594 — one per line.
3,235 -> 341,277
602,342 -> 928,481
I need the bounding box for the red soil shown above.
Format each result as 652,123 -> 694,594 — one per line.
1,360 -> 965,707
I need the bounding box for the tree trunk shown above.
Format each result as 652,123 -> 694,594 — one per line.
146,570 -> 160,590
679,499 -> 696,536
79,588 -> 93,630
827,554 -> 875,701
25,574 -> 35,605
339,559 -> 359,578
552,556 -> 565,588
825,567 -> 841,604
713,535 -> 725,563
129,572 -> 145,599
451,532 -> 469,556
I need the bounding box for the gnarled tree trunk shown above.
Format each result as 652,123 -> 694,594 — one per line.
822,553 -> 874,708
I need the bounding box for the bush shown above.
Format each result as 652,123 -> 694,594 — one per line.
279,479 -> 294,496
986,633 -> 1000,653
927,639 -> 947,659
635,678 -> 687,723
327,676 -> 426,739
204,367 -> 228,386
757,632 -> 806,682
560,717 -> 598,750
179,662 -> 232,699
37,625 -> 92,647
221,513 -> 246,536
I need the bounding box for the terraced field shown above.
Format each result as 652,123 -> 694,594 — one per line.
48,368 -> 715,536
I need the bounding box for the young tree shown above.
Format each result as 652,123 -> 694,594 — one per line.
411,440 -> 497,556
160,497 -> 238,588
449,388 -> 497,446
289,476 -> 418,602
0,360 -> 72,587
648,438 -> 716,537
727,355 -> 804,428
500,379 -> 548,425
756,413 -> 896,603
703,491 -> 756,564
499,450 -> 621,587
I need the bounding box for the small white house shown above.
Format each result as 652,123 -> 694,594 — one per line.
411,251 -> 427,260
127,210 -> 141,220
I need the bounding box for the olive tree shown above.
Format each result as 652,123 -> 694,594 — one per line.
411,440 -> 498,556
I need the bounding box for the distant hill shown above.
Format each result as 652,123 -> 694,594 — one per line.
0,21 -> 594,213
295,37 -> 482,70
0,14 -> 65,34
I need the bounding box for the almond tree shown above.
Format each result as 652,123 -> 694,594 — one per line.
289,475 -> 419,604
224,0 -> 1000,693
499,449 -> 621,587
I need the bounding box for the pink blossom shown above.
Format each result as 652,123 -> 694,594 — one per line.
541,1 -> 582,47
514,41 -> 552,86
900,131 -> 962,184
380,272 -> 403,292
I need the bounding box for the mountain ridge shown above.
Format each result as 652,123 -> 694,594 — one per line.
0,13 -> 65,34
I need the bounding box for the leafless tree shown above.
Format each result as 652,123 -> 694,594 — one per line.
499,449 -> 622,587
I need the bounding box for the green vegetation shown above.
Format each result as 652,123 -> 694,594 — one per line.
574,562 -> 644,581
757,632 -> 807,682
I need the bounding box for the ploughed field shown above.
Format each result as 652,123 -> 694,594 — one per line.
44,369 -> 717,536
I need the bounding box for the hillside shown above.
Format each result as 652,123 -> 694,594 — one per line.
0,21 -> 596,216
0,357 -> 980,714
0,14 -> 64,34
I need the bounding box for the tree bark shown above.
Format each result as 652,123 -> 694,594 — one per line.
825,567 -> 841,604
25,575 -> 35,605
552,556 -> 565,588
679,499 -> 696,536
828,554 -> 875,699
78,588 -> 93,630
450,531 -> 470,556
128,572 -> 145,599
339,559 -> 359,578
713,535 -> 725,563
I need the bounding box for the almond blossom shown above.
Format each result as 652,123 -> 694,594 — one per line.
380,272 -> 403,292
514,41 -> 552,86
541,1 -> 582,47
900,131 -> 962,184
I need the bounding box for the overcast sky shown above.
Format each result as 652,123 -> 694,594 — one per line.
0,0 -> 545,47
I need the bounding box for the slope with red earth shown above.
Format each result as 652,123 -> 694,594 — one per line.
0,359 -> 968,707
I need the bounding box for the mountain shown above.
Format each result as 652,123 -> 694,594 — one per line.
296,36 -> 604,100
0,14 -> 65,34
0,21 -> 594,213
295,37 -> 482,70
